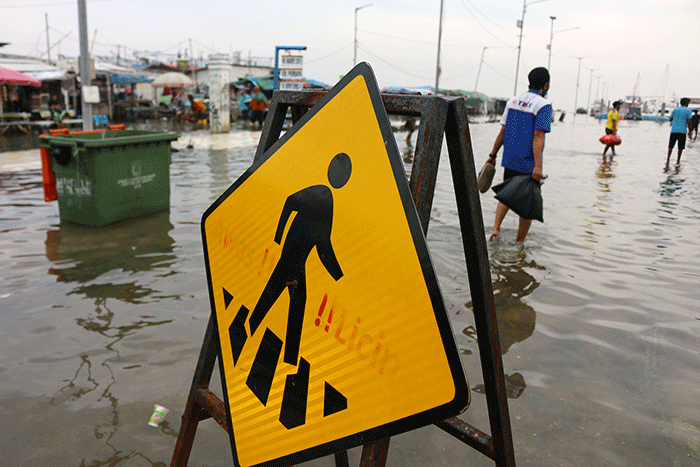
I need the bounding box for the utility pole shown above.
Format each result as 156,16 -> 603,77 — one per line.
354,4 -> 372,66
189,38 -> 196,86
77,0 -> 93,130
572,55 -> 589,112
45,13 -> 51,64
435,0 -> 444,94
474,46 -> 488,92
90,29 -> 97,55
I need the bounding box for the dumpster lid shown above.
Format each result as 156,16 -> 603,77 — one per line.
39,130 -> 179,148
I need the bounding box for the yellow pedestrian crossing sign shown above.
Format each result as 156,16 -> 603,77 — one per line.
201,62 -> 469,467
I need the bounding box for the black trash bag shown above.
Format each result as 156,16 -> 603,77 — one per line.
492,174 -> 543,222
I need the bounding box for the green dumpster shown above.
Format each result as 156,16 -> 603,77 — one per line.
39,130 -> 179,226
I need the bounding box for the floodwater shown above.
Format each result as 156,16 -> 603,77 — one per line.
1,115 -> 699,467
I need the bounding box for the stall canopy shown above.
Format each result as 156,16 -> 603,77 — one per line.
233,75 -> 273,92
151,72 -> 194,87
0,67 -> 42,87
453,90 -> 492,102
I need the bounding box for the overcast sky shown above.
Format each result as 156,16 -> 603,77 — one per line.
3,0 -> 699,111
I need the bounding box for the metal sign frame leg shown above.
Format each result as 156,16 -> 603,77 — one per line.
440,97 -> 516,466
171,314 -> 228,467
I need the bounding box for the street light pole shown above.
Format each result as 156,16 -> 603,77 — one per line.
474,46 -> 488,92
514,0 -> 527,95
354,4 -> 372,66
435,0 -> 445,94
547,16 -> 556,71
601,82 -> 608,113
572,55 -> 589,113
585,67 -> 599,115
45,13 -> 51,64
514,0 -> 548,95
548,25 -> 580,73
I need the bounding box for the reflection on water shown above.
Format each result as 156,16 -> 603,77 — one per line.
207,149 -> 231,197
467,245 -> 542,399
658,168 -> 685,195
596,154 -> 616,182
51,297 -> 174,467
38,212 -> 181,466
658,167 -> 686,220
475,246 -> 540,354
402,141 -> 414,164
44,211 -> 179,303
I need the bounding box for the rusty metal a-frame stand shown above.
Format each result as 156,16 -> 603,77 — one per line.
170,91 -> 516,467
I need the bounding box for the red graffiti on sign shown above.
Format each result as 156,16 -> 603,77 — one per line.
314,294 -> 399,375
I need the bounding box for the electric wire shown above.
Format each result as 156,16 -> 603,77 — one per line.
357,42 -> 433,81
358,27 -> 513,50
457,0 -> 516,48
305,43 -> 353,64
0,0 -> 114,8
459,0 -> 519,37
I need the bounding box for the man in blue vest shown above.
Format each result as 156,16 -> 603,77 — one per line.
485,67 -> 552,242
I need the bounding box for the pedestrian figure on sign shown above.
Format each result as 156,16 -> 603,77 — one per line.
248,152 -> 352,367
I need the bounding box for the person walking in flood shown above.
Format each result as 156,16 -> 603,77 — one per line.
667,97 -> 693,165
249,86 -> 268,129
248,153 -> 352,366
690,109 -> 699,141
484,67 -> 552,242
603,101 -> 622,156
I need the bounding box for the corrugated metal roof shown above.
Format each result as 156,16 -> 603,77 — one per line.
0,55 -> 65,80
107,74 -> 153,84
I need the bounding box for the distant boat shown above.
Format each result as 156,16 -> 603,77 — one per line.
624,107 -> 643,121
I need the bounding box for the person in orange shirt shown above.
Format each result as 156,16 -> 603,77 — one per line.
187,95 -> 207,122
249,86 -> 268,128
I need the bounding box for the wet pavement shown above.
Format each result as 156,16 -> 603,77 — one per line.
1,116 -> 699,466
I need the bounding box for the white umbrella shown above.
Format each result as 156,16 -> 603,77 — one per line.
151,72 -> 194,87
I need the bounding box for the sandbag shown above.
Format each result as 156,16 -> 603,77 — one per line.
492,174 -> 543,222
599,134 -> 622,145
